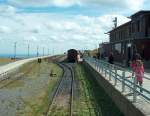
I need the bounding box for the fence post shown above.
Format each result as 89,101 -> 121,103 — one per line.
95,58 -> 97,69
96,59 -> 98,70
92,58 -> 94,67
105,64 -> 107,77
114,67 -> 117,86
122,71 -> 125,92
98,61 -> 101,72
109,64 -> 112,81
133,75 -> 137,102
102,62 -> 104,74
97,60 -> 99,72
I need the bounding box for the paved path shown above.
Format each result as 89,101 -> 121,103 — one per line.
0,56 -> 50,79
85,57 -> 150,115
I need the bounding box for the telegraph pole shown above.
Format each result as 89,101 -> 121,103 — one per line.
53,48 -> 54,56
48,48 -> 49,55
43,47 -> 44,56
14,42 -> 17,59
28,44 -> 30,57
113,17 -> 117,28
37,46 -> 39,57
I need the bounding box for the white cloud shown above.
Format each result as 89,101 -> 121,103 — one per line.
125,0 -> 145,11
8,0 -> 145,11
52,0 -> 80,7
0,3 -> 131,54
0,26 -> 11,33
0,4 -> 16,14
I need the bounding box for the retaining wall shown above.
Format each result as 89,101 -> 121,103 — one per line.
83,61 -> 145,116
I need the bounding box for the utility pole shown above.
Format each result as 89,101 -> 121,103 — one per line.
53,48 -> 54,56
43,47 -> 44,56
48,48 -> 49,55
14,42 -> 17,59
113,17 -> 117,28
28,44 -> 30,57
37,46 -> 39,57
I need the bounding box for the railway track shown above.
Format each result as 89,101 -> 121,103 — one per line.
45,63 -> 74,116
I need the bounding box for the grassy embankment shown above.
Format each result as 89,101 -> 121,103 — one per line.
73,64 -> 124,116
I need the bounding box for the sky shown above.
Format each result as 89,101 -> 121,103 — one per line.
0,0 -> 149,55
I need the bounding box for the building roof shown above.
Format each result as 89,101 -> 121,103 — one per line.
107,21 -> 131,33
130,10 -> 150,18
107,10 -> 150,34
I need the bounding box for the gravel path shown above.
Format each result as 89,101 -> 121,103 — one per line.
0,61 -> 53,116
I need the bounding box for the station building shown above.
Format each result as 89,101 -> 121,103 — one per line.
99,42 -> 111,59
108,10 -> 150,67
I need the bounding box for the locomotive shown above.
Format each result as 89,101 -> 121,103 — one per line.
67,49 -> 78,63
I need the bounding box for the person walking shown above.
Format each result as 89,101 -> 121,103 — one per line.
130,53 -> 142,76
108,52 -> 114,64
134,60 -> 144,92
130,56 -> 137,77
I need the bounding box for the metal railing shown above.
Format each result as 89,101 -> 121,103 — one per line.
84,57 -> 150,102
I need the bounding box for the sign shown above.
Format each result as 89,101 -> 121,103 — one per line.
127,43 -> 132,47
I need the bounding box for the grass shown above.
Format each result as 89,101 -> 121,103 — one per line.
0,58 -> 14,66
20,61 -> 63,116
50,106 -> 69,116
3,79 -> 24,89
0,61 -> 37,89
1,59 -> 63,116
73,64 -> 124,116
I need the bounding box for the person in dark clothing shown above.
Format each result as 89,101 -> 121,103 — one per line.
132,53 -> 142,61
108,52 -> 114,64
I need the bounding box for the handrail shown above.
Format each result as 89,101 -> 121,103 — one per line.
84,57 -> 150,102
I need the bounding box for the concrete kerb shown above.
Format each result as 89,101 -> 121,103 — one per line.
0,56 -> 51,81
83,61 -> 146,116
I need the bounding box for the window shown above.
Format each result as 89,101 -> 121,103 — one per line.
114,43 -> 121,54
132,23 -> 134,33
137,20 -> 140,32
129,25 -> 131,36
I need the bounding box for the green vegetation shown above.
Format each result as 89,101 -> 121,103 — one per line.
73,64 -> 124,116
2,59 -> 123,116
1,59 -> 63,116
3,79 -> 24,88
0,61 -> 37,89
50,107 -> 69,116
21,61 -> 63,116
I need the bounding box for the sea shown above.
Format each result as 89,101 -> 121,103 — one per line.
0,54 -> 38,59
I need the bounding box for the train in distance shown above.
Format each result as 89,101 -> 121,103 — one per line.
67,49 -> 83,63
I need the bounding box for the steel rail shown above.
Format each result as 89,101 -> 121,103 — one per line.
64,64 -> 74,116
44,63 -> 74,116
44,63 -> 65,116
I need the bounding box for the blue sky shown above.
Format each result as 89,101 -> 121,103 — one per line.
0,0 -> 149,55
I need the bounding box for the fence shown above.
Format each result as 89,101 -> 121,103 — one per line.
84,57 -> 150,102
